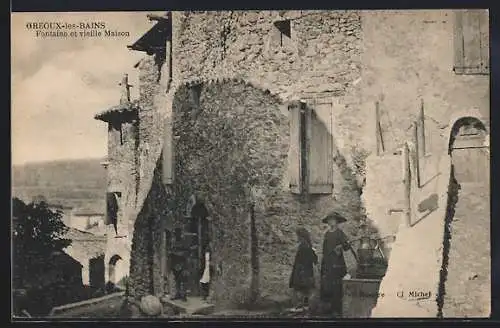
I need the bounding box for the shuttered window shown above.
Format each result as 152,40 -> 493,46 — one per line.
453,9 -> 489,75
288,98 -> 334,195
288,101 -> 302,194
307,98 -> 334,194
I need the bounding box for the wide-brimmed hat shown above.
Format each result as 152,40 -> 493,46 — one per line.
322,211 -> 347,224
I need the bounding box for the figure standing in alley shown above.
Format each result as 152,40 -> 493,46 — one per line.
169,227 -> 189,301
289,227 -> 318,311
199,240 -> 213,301
320,211 -> 357,317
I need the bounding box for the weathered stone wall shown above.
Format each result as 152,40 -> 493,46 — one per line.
103,53 -> 172,297
172,10 -> 366,169
166,78 -> 376,307
104,119 -> 138,286
64,234 -> 107,287
123,10 -> 489,310
128,161 -> 169,297
361,10 -> 490,317
360,10 -> 489,155
123,10 -> 375,304
171,81 -> 287,306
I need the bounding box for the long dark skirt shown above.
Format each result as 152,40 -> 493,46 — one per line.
320,266 -> 346,315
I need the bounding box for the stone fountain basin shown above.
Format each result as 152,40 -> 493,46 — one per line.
342,274 -> 383,318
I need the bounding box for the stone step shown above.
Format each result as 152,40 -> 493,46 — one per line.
160,296 -> 215,315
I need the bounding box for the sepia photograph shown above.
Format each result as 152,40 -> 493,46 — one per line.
11,9 -> 490,320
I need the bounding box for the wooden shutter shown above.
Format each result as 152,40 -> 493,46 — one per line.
162,117 -> 173,185
479,10 -> 489,72
307,98 -> 334,194
454,10 -> 489,75
288,101 -> 302,194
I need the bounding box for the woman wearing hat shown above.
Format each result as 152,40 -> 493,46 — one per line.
320,211 -> 357,317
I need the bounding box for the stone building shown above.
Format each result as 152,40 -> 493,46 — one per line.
68,206 -> 105,231
63,228 -> 107,288
94,9 -> 489,316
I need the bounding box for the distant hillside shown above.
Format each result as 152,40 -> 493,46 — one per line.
12,158 -> 107,210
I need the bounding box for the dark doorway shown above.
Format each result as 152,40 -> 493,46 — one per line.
89,255 -> 105,289
448,117 -> 488,186
181,197 -> 211,297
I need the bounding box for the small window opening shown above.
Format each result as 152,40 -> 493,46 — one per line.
111,122 -> 123,145
190,84 -> 202,109
274,20 -> 291,47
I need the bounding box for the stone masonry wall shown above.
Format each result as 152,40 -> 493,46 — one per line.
124,10 -> 491,307
105,119 -> 138,284
172,10 -> 367,170
171,81 -> 288,306
167,12 -> 375,304
128,160 -> 169,298
124,11 -> 398,304
105,51 -> 171,295
167,78 -> 376,307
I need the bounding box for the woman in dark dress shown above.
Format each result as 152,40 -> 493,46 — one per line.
289,227 -> 318,310
320,211 -> 357,317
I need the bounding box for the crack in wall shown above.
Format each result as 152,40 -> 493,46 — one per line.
436,164 -> 459,317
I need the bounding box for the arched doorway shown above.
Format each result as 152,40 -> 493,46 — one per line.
442,116 -> 491,317
448,117 -> 489,186
108,254 -> 122,285
181,195 -> 211,297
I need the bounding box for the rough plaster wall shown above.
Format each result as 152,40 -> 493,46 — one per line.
361,10 -> 489,317
371,155 -> 451,317
362,154 -> 404,258
360,10 -> 489,155
108,122 -> 137,197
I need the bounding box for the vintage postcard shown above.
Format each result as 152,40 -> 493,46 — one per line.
11,10 -> 490,319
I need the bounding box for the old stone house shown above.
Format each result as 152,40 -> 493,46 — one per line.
94,9 -> 489,315
63,228 -> 107,289
68,206 -> 105,231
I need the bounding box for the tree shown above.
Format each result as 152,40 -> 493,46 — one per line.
12,197 -> 72,288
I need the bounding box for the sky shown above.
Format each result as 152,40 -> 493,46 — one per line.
11,11 -> 165,165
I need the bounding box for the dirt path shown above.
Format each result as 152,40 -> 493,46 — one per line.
443,184 -> 490,318
50,296 -> 125,318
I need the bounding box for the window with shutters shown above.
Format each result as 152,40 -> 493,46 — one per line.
453,9 -> 489,75
105,192 -> 121,234
273,19 -> 291,47
288,98 -> 334,195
